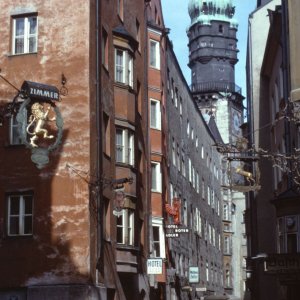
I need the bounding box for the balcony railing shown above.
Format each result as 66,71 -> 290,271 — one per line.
190,81 -> 242,95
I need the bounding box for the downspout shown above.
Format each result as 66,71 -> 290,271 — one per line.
95,0 -> 103,283
281,1 -> 292,189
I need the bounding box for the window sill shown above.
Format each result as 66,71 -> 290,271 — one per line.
151,190 -> 162,194
116,162 -> 136,170
4,234 -> 33,240
114,82 -> 135,93
4,143 -> 26,148
149,66 -> 161,71
116,244 -> 140,252
150,126 -> 162,131
7,52 -> 38,57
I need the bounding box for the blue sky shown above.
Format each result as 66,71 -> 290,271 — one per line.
161,0 -> 256,97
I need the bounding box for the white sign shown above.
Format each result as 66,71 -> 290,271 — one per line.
189,267 -> 200,283
147,258 -> 163,274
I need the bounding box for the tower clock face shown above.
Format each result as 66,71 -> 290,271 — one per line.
231,109 -> 241,136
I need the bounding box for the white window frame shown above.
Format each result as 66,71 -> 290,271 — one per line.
150,39 -> 160,69
116,208 -> 134,246
7,194 -> 33,236
151,161 -> 162,192
12,15 -> 38,55
115,48 -> 134,87
115,127 -> 134,166
150,99 -> 161,130
9,114 -> 23,145
152,217 -> 166,258
188,158 -> 192,183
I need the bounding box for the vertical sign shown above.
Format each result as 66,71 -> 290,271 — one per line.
189,267 -> 200,283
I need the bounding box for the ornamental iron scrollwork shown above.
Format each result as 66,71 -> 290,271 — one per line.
16,97 -> 63,169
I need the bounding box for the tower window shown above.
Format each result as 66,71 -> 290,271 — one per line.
218,25 -> 223,33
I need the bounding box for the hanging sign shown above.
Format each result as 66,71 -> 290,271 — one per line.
147,258 -> 163,275
21,81 -> 60,101
189,267 -> 200,283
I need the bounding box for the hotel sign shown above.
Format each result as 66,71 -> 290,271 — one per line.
189,267 -> 200,283
147,258 -> 163,275
21,81 -> 60,101
264,254 -> 300,274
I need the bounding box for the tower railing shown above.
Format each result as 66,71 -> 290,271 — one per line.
190,81 -> 242,95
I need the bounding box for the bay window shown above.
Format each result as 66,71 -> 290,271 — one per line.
150,39 -> 160,69
151,162 -> 162,192
150,99 -> 161,130
152,218 -> 166,258
115,48 -> 133,87
117,208 -> 134,246
115,127 -> 134,166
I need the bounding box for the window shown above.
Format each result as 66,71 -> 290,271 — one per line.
179,97 -> 183,121
172,138 -> 176,166
196,172 -> 199,193
174,89 -> 178,108
176,144 -> 180,172
183,199 -> 187,226
150,99 -> 161,130
224,236 -> 231,255
7,193 -> 33,236
187,120 -> 190,136
12,15 -> 38,55
102,28 -> 108,68
218,24 -> 223,33
181,152 -> 186,177
188,158 -> 192,183
223,203 -> 229,221
103,113 -> 110,155
117,0 -> 124,20
278,215 -> 300,253
152,218 -> 165,258
202,179 -> 205,200
136,19 -> 141,52
115,48 -> 133,87
206,261 -> 209,282
150,39 -> 160,69
151,162 -> 162,192
116,208 -> 134,245
115,127 -> 134,165
9,114 -> 23,145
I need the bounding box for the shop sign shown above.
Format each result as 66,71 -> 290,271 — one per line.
189,267 -> 199,283
147,258 -> 163,275
21,81 -> 60,101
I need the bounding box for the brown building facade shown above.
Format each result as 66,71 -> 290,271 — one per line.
0,0 -> 150,299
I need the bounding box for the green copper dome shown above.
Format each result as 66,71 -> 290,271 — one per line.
188,0 -> 238,29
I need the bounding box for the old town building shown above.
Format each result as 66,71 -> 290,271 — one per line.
0,0 -> 150,299
166,37 -> 224,299
0,0 -> 249,299
246,0 -> 300,299
187,1 -> 246,299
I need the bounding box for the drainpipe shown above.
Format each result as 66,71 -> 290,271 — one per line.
95,0 -> 103,285
281,1 -> 292,189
